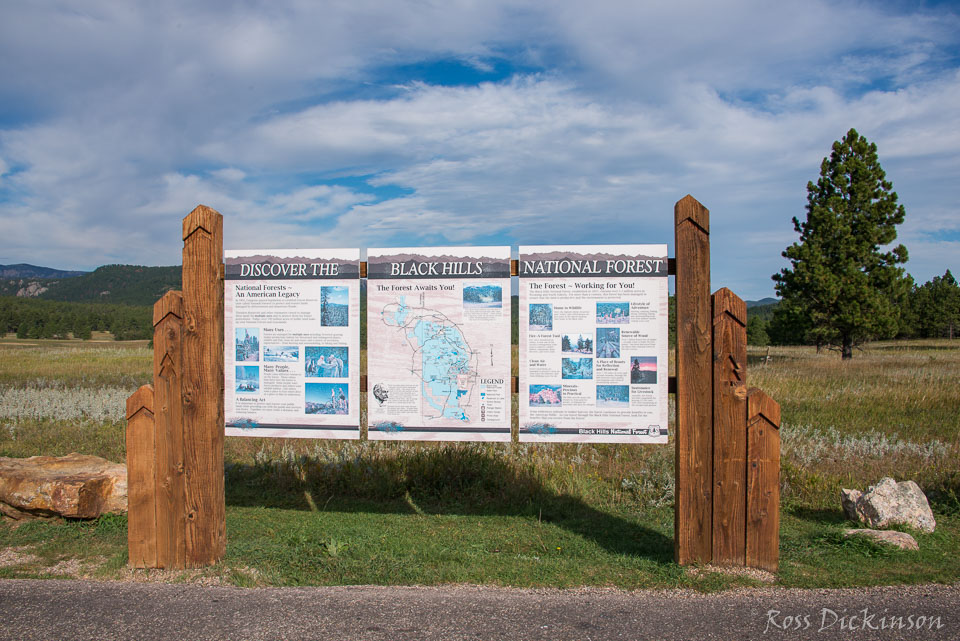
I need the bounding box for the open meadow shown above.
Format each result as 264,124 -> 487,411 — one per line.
1,337 -> 958,589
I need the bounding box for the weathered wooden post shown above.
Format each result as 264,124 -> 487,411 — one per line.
125,384 -> 156,568
181,205 -> 226,567
674,195 -> 713,564
746,389 -> 781,571
712,288 -> 748,565
153,291 -> 186,568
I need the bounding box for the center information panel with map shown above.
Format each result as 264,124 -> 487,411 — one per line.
366,247 -> 512,441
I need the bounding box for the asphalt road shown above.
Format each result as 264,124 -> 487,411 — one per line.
1,579 -> 957,641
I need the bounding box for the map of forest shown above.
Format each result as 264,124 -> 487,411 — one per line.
381,296 -> 479,422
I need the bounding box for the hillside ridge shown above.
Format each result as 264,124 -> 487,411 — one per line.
2,264 -> 181,306
0,263 -> 87,279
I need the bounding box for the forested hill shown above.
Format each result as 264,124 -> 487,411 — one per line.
747,301 -> 778,321
39,265 -> 181,306
0,277 -> 56,298
746,297 -> 778,308
1,264 -> 175,340
0,264 -> 87,279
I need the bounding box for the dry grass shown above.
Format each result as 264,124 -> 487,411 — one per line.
0,341 -> 151,388
0,341 -> 150,459
749,340 -> 960,509
0,338 -> 957,512
750,340 -> 960,441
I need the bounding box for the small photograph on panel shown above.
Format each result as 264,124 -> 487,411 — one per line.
630,356 -> 658,384
305,382 -> 349,415
305,346 -> 348,378
562,357 -> 593,380
529,384 -> 562,407
235,366 -> 260,393
463,283 -> 502,308
596,327 -> 620,358
596,385 -> 630,408
529,303 -> 553,331
596,302 -> 630,324
320,286 -> 349,326
235,328 -> 260,362
263,346 -> 299,362
561,332 -> 593,355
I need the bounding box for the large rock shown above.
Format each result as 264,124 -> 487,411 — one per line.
0,453 -> 127,520
844,528 -> 919,551
840,488 -> 861,521
840,477 -> 936,533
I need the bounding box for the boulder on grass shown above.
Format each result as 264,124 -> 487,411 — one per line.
0,453 -> 127,521
840,477 -> 936,533
844,528 -> 919,551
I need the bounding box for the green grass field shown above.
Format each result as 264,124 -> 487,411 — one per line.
1,338 -> 958,589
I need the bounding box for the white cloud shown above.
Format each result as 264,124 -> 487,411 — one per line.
0,1 -> 958,295
210,168 -> 246,182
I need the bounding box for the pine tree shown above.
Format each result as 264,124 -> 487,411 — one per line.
772,128 -> 909,359
73,319 -> 93,340
746,315 -> 770,346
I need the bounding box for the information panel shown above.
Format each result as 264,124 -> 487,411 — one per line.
518,245 -> 669,443
224,249 -> 360,439
367,246 -> 512,441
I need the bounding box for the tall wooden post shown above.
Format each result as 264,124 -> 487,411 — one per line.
711,288 -> 747,565
153,291 -> 186,568
747,389 -> 781,571
674,195 -> 712,564
126,385 -> 156,568
181,206 -> 225,567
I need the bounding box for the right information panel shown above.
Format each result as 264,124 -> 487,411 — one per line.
518,245 -> 669,443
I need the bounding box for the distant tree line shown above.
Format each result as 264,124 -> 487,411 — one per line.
899,270 -> 960,340
0,296 -> 152,340
746,270 -> 960,346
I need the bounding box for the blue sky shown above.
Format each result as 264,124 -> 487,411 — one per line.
1,1 -> 958,299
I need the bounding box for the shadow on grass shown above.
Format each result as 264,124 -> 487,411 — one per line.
224,446 -> 674,564
784,506 -> 848,526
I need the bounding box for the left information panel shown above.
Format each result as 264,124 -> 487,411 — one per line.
224,249 -> 361,439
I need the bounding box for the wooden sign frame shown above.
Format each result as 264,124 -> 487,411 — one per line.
126,196 -> 781,571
